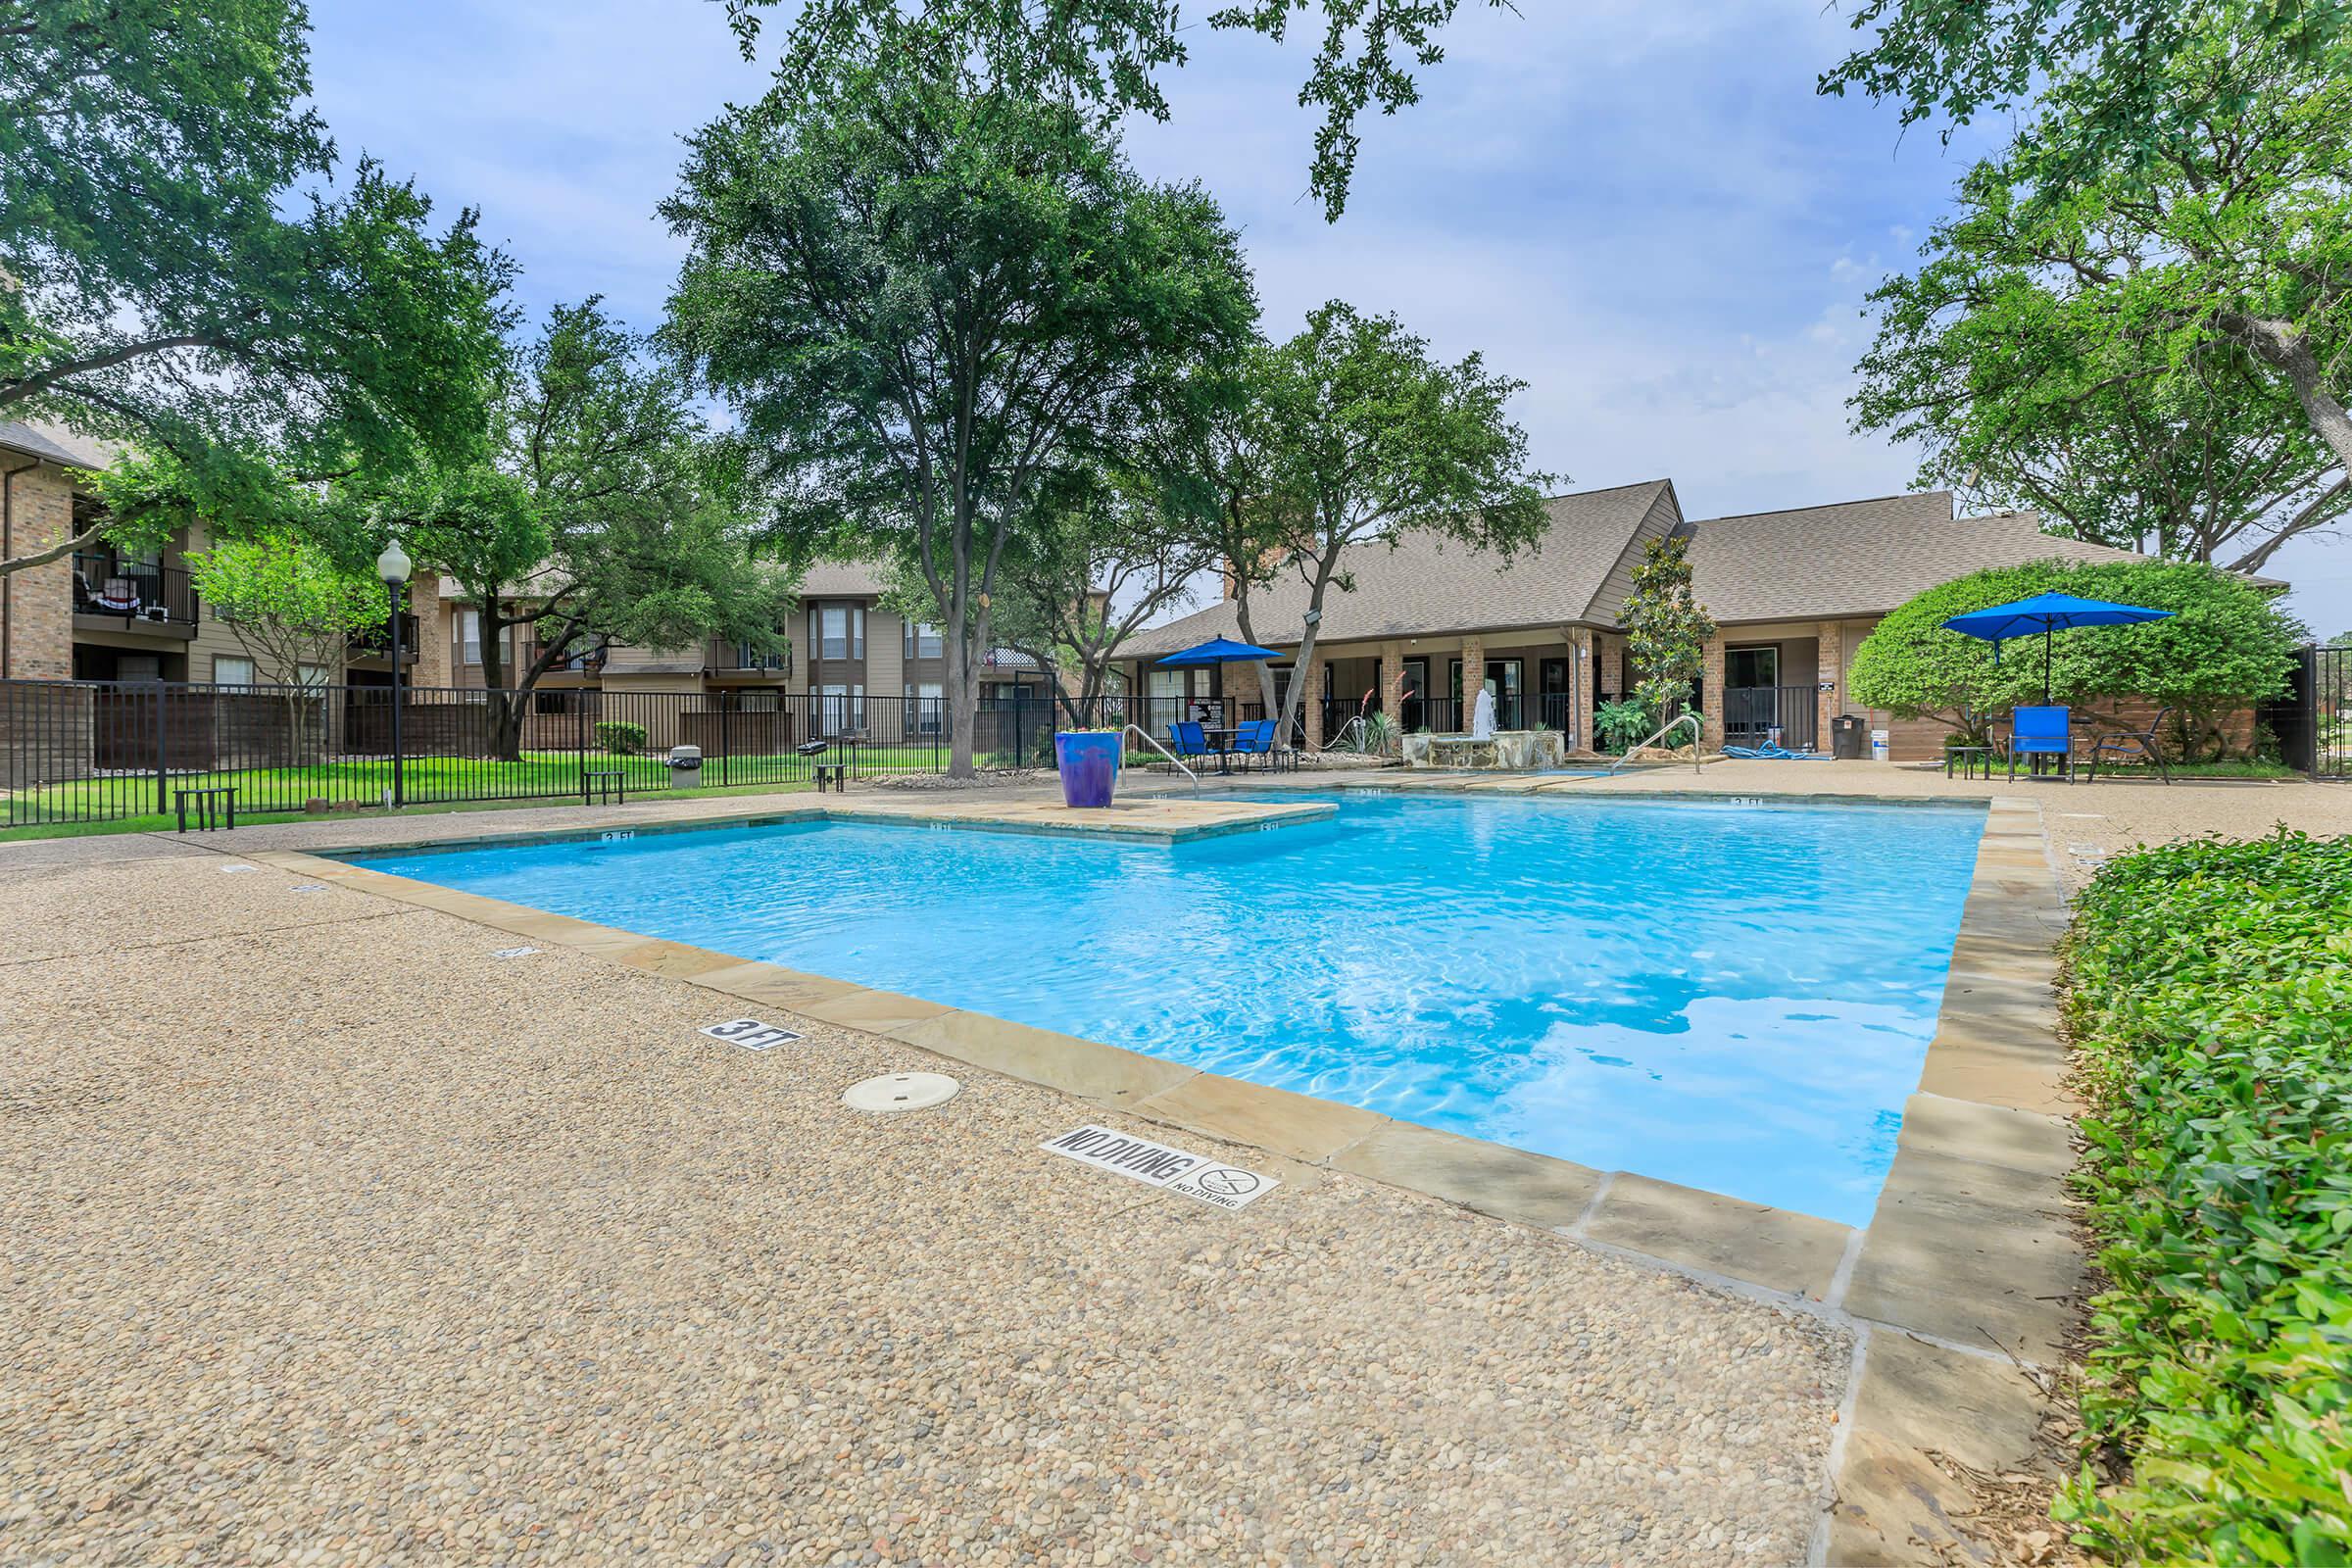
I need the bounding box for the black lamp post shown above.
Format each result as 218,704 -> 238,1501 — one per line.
376,537 -> 412,808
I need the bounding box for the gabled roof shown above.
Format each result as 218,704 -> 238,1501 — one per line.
799,560 -> 893,598
1123,480 -> 1681,657
0,417 -> 118,470
1681,493 -> 2151,624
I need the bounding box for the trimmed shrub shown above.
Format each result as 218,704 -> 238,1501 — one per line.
593,720 -> 648,756
1849,560 -> 2302,758
2058,830 -> 2352,1560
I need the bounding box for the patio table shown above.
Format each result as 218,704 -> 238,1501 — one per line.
1942,744 -> 1996,780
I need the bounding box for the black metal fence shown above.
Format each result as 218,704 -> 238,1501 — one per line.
2260,644 -> 2350,780
0,679 -> 1086,829
1720,684 -> 1819,751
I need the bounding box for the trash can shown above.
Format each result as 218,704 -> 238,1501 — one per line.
665,744 -> 704,788
1831,714 -> 1867,760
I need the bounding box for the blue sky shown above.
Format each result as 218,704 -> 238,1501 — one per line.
305,0 -> 2348,630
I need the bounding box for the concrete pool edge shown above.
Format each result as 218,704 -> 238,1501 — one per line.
260,788 -> 2080,1568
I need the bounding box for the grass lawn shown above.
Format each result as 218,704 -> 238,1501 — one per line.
2085,758 -> 2303,779
1,744 -> 1014,837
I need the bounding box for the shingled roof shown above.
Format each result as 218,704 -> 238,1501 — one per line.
1122,480 -> 1682,657
1681,494 -> 2149,624
0,417 -> 118,470
797,559 -> 894,598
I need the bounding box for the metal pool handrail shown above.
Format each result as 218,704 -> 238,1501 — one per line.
1123,724 -> 1201,794
1607,710 -> 1703,774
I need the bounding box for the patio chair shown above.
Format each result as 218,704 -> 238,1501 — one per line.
1166,720 -> 1223,771
2085,707 -> 2174,784
2004,706 -> 2077,782
1228,718 -> 1280,771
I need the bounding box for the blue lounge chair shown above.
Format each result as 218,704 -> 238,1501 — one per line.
1228,718 -> 1286,771
2005,706 -> 2076,782
1167,721 -> 1226,772
1721,741 -> 1831,760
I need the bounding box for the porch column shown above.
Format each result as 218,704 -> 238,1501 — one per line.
1814,619 -> 1843,754
1699,634 -> 1726,753
1302,656 -> 1326,748
409,575 -> 452,688
1458,637 -> 1485,730
1220,661 -> 1257,720
1569,627 -> 1596,751
1598,636 -> 1623,703
1379,643 -> 1406,754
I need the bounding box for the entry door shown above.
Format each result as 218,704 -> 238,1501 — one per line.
1487,659 -> 1523,730
1539,657 -> 1571,734
1401,657 -> 1427,731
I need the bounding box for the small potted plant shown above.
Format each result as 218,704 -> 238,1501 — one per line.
1054,727 -> 1123,808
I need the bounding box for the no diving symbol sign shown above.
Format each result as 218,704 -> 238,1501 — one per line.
1041,1125 -> 1279,1211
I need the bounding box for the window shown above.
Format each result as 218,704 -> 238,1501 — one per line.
819,682 -> 864,735
906,680 -> 945,735
817,604 -> 863,662
459,610 -> 482,666
906,620 -> 943,660
735,640 -> 782,672
1725,646 -> 1779,690
213,655 -> 256,689
295,662 -> 329,690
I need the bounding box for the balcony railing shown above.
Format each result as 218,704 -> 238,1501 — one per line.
709,637 -> 789,675
349,612 -> 421,660
1721,684 -> 1820,751
72,554 -> 198,627
523,641 -> 607,675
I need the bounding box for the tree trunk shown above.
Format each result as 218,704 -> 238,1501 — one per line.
944,603 -> 976,778
1272,553 -> 1340,741
1230,589 -> 1278,714
2228,313 -> 2352,475
474,593 -> 525,763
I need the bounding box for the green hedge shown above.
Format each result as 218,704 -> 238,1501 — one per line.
2059,831 -> 2352,1562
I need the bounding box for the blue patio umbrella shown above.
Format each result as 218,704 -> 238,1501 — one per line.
1154,635 -> 1282,666
1939,592 -> 2174,702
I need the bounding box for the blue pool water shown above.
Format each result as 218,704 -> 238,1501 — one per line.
353,792 -> 1984,1223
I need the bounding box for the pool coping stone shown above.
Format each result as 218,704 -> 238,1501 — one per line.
257,784 -> 2081,1568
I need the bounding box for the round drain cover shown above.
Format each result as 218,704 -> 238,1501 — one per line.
843,1071 -> 960,1113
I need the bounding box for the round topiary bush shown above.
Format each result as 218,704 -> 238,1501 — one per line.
1848,559 -> 2303,758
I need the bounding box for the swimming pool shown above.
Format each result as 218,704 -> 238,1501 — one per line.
352,792 -> 1984,1224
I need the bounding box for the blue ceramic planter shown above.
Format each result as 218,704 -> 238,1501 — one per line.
1054,731 -> 1121,808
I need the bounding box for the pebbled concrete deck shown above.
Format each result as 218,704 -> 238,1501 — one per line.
1,772 -> 2143,1563
2,803 -> 1855,1567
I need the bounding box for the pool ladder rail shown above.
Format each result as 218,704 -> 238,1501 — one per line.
1122,724 -> 1201,794
1606,710 -> 1704,775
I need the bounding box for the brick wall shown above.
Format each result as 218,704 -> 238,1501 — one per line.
1698,635 -> 1726,751
2,466 -> 77,680
400,575 -> 453,687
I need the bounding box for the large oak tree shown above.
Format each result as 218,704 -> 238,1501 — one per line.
370,301 -> 790,759
1253,301 -> 1551,741
662,18 -> 1257,775
1852,2 -> 2352,573
0,0 -> 512,574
